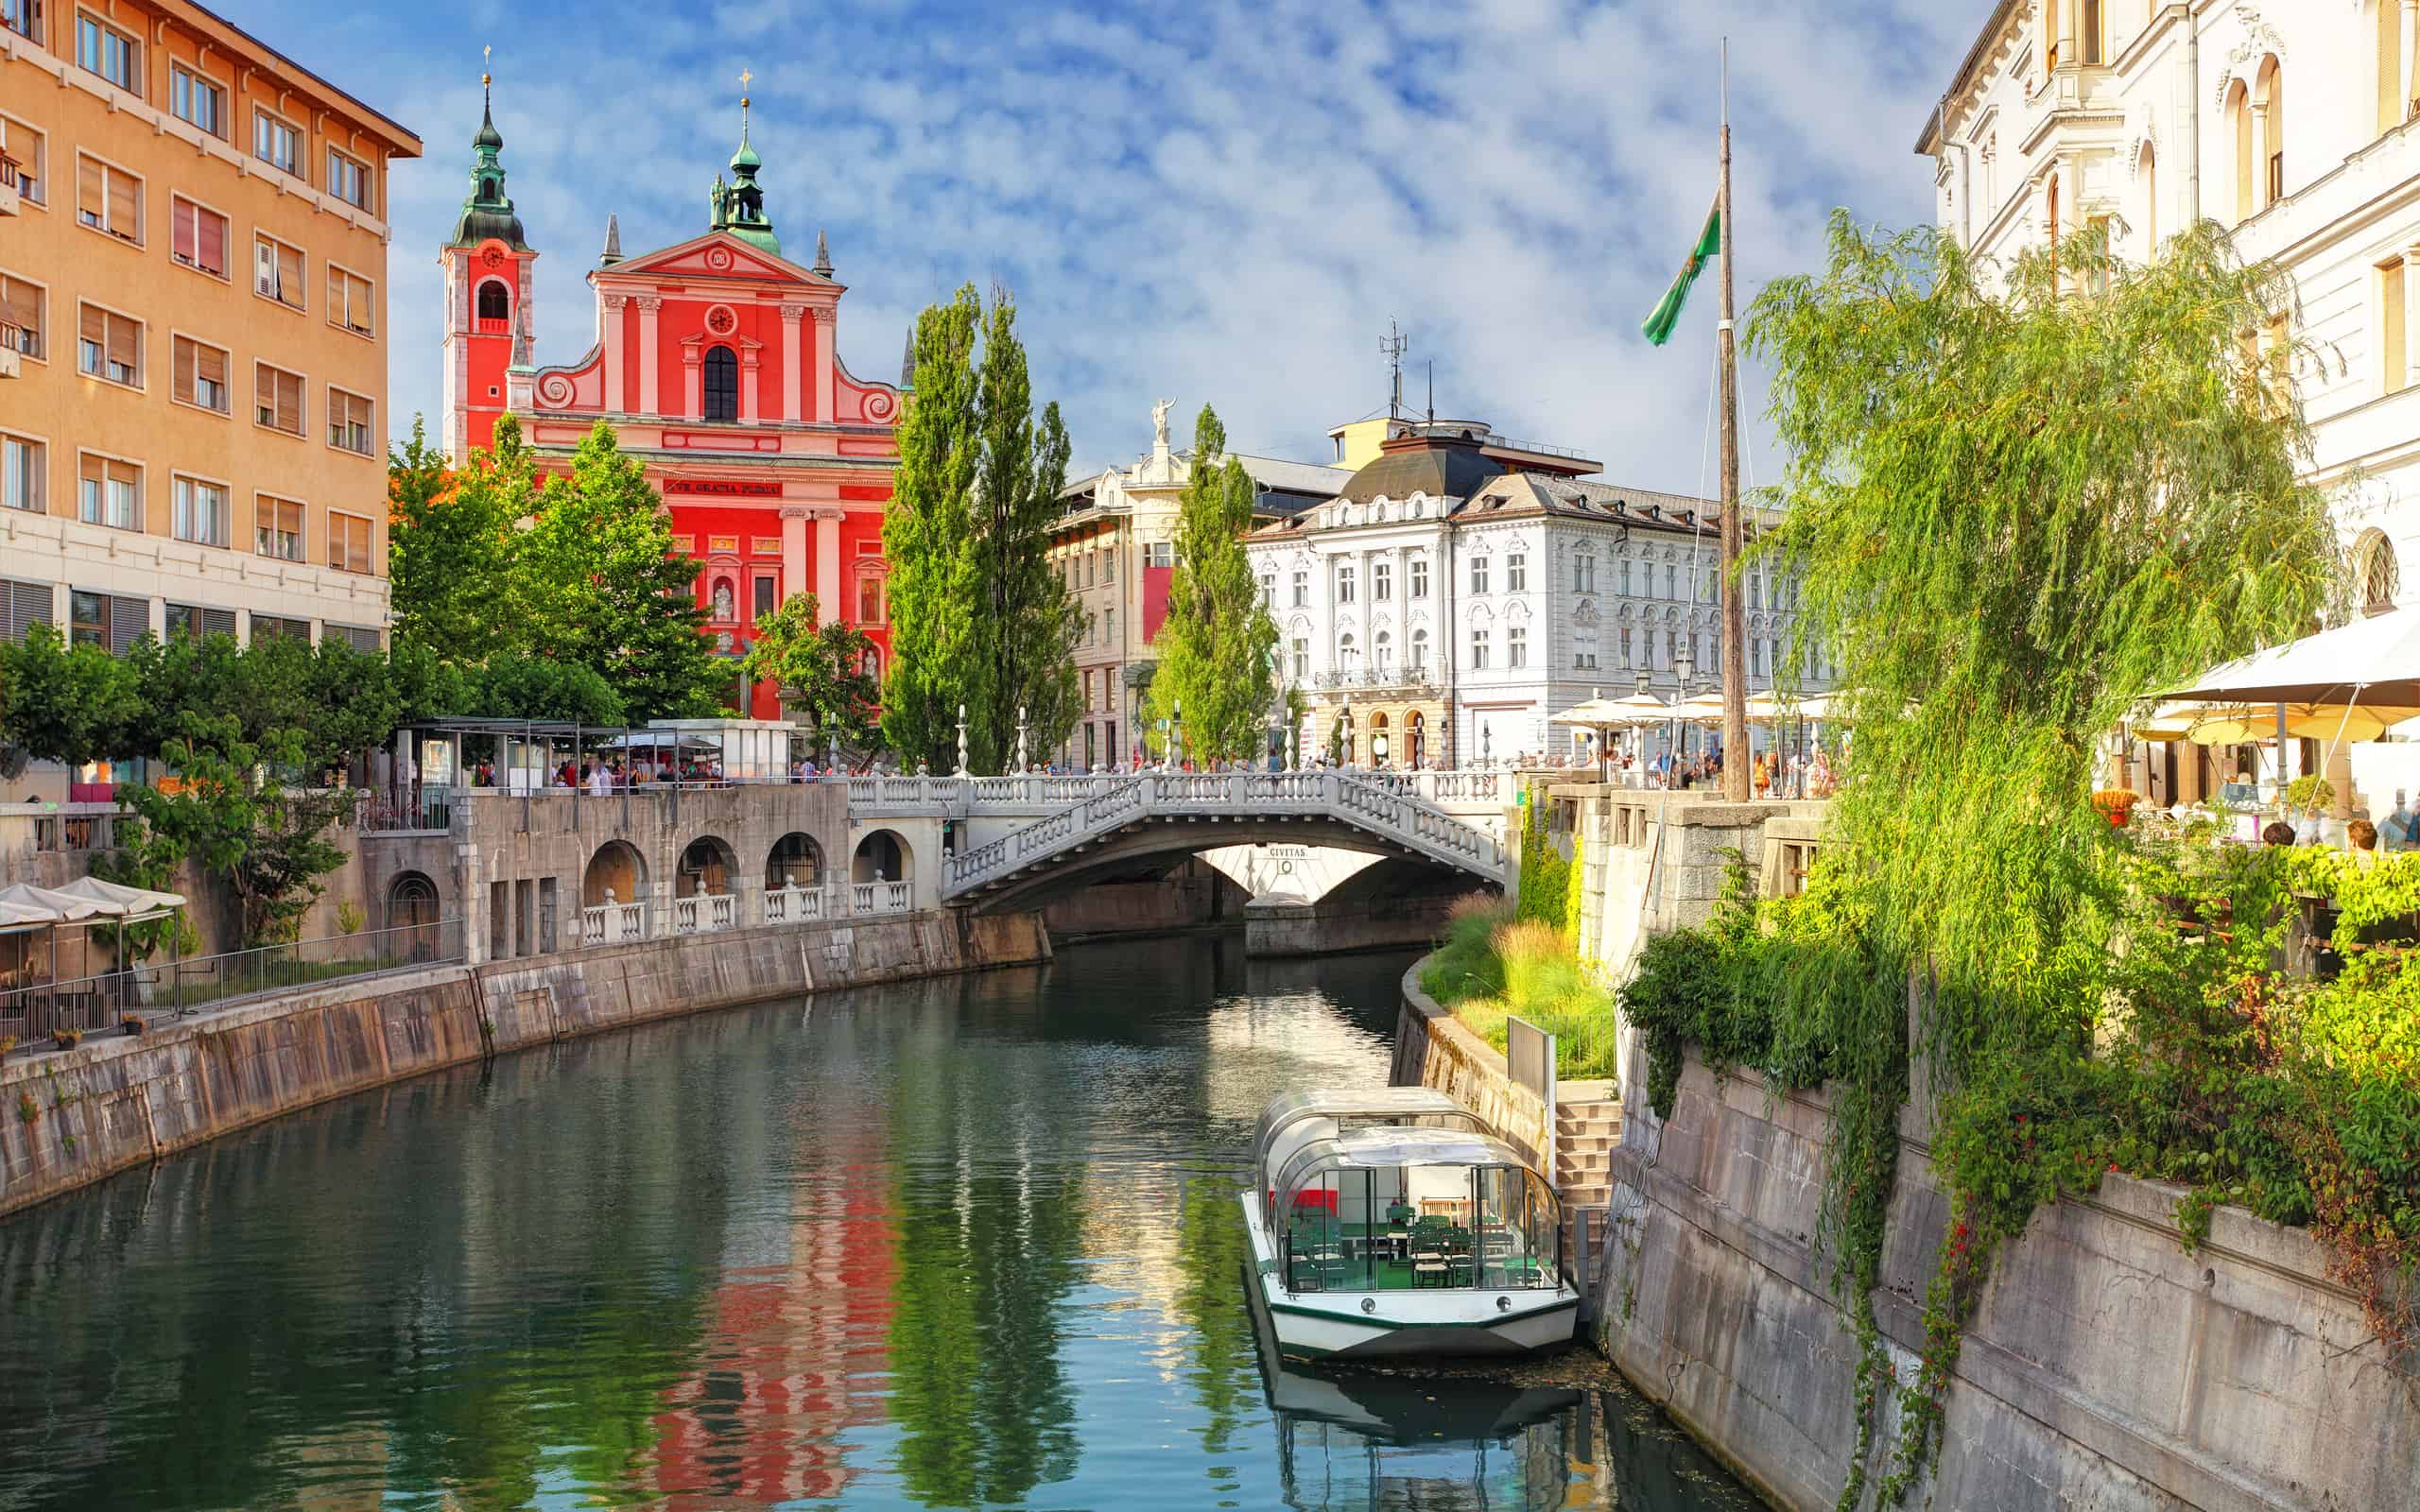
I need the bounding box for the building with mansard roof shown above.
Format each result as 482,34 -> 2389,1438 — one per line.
441,84 -> 903,718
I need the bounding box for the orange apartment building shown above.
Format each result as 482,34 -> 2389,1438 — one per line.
0,0 -> 420,667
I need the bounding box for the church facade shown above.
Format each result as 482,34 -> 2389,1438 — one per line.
439,86 -> 904,718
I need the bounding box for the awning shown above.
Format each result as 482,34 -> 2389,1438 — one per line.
49,876 -> 186,913
0,884 -> 107,923
2169,610 -> 2420,707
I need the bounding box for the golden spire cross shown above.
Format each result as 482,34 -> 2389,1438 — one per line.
481,44 -> 492,88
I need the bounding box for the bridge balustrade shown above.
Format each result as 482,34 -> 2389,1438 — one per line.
580,901 -> 648,946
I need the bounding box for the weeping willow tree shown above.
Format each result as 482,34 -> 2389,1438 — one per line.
1726,214 -> 2341,1506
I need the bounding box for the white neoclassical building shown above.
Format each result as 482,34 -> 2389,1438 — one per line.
1923,0 -> 2420,615
1922,1 -> 2420,814
1248,420 -> 1816,766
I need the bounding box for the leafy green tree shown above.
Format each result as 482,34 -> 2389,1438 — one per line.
0,624 -> 140,768
883,285 -> 985,770
1141,406 -> 1279,762
389,415 -> 530,665
519,422 -> 725,723
740,593 -> 879,756
970,290 -> 1082,770
464,651 -> 627,727
113,720 -> 349,945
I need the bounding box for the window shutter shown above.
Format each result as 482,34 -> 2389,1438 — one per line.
105,311 -> 136,374
174,335 -> 195,399
172,197 -> 195,258
277,371 -> 301,434
0,276 -> 36,332
326,265 -> 340,317
78,301 -> 104,352
77,155 -> 102,218
195,343 -> 225,389
109,593 -> 147,655
254,238 -> 275,294
106,166 -> 137,235
277,243 -> 302,303
199,209 -> 225,274
202,607 -> 235,640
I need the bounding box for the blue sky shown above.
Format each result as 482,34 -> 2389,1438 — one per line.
217,0 -> 1979,493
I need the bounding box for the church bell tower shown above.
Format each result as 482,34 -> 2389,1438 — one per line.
439,62 -> 538,462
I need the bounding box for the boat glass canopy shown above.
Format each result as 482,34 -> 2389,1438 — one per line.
1267,1125 -> 1563,1296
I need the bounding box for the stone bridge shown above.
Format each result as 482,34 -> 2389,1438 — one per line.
851,770 -> 1514,914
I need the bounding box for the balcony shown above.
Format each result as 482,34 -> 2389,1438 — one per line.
1313,666 -> 1442,699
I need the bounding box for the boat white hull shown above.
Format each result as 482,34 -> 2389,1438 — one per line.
1237,1192 -> 1580,1361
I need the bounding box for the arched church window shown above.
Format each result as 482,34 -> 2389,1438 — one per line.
703,345 -> 739,422
2358,529 -> 2401,616
475,281 -> 510,322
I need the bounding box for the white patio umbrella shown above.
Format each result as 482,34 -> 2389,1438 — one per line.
1551,692 -> 1671,728
2165,609 -> 2420,767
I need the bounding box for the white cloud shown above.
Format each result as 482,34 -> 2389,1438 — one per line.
225,0 -> 1971,492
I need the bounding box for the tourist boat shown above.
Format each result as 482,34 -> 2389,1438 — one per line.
1239,1088 -> 1582,1360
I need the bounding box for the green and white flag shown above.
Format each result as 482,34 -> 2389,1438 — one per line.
1641,196 -> 1721,347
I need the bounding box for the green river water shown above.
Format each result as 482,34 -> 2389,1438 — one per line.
0,936 -> 1759,1511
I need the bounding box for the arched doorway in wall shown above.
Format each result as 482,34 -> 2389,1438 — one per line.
583,840 -> 647,908
853,829 -> 910,884
766,832 -> 823,890
677,835 -> 737,897
385,870 -> 441,961
1371,712 -> 1392,767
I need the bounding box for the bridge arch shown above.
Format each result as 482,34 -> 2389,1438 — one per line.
583,840 -> 647,907
854,828 -> 912,884
767,832 -> 824,889
959,816 -> 1492,916
677,834 -> 738,898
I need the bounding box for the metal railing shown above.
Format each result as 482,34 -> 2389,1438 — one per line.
0,919 -> 465,1045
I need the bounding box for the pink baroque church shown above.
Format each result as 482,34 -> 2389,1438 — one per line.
440,78 -> 904,718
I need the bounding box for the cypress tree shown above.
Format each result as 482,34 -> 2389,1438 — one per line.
882,287 -> 983,770
971,288 -> 1080,771
1142,405 -> 1280,763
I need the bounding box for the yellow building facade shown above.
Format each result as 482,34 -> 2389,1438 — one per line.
0,0 -> 420,656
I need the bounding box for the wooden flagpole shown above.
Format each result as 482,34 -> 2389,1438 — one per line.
1719,38 -> 1750,802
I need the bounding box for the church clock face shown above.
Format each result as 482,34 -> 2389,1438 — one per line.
481,248 -> 505,271
705,305 -> 737,336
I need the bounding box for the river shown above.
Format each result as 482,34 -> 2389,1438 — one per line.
0,936 -> 1758,1511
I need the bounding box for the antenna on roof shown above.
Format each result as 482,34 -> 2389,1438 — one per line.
1381,318 -> 1408,421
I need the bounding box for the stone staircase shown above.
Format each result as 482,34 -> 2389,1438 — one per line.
1556,1080 -> 1620,1271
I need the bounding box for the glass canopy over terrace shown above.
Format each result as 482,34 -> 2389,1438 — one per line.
1253,1091 -> 1563,1295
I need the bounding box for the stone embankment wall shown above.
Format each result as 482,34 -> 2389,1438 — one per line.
1392,962 -> 1549,1175
0,910 -> 1048,1218
1601,1037 -> 2420,1512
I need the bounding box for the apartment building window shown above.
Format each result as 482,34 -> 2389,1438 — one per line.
1574,551 -> 1597,593
1409,558 -> 1428,598
1618,627 -> 1634,669
76,12 -> 139,94
1373,559 -> 1392,601
1,114 -> 45,205
77,302 -> 141,387
1617,558 -> 1632,596
69,591 -> 105,647
326,148 -> 372,213
1665,563 -> 1678,599
327,387 -> 374,455
173,336 -> 230,414
329,511 -> 373,574
77,453 -> 140,530
1471,627 -> 1490,669
2384,258 -> 2410,397
1335,564 -> 1355,604
251,615 -> 310,644
749,573 -> 775,622
1146,541 -> 1173,570
165,603 -> 236,642
256,494 -> 304,560
173,476 -> 229,547
255,234 -> 305,310
256,363 -> 305,436
1575,629 -> 1599,671
1,0 -> 42,43
1,432 -> 42,512
1258,573 -> 1274,607
1290,569 -> 1308,608
1507,625 -> 1528,668
1410,627 -> 1428,672
1471,557 -> 1489,594
75,153 -> 142,243
1292,638 -> 1308,680
1102,547 -> 1115,583
0,272 -> 43,361
170,63 -> 227,138
171,197 -> 230,278
2080,0 -> 2102,65
1506,552 -> 1526,592
253,109 -> 302,176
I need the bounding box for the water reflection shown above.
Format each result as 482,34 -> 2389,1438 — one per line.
0,936 -> 1753,1510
